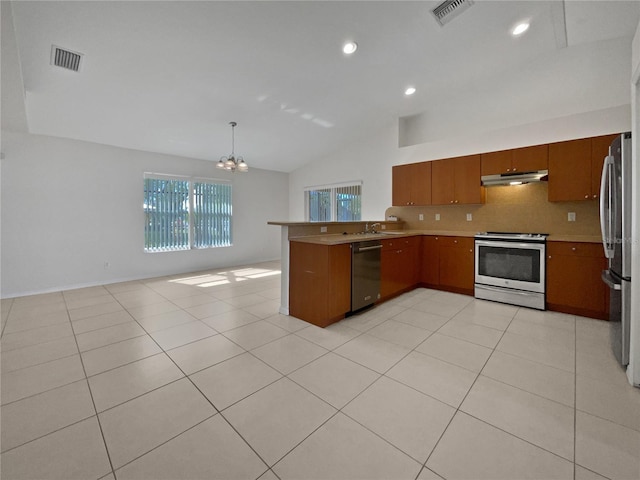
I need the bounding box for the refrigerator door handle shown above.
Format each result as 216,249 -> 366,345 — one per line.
601,270 -> 622,290
599,154 -> 615,259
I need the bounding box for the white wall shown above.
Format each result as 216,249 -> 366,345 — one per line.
0,132 -> 288,297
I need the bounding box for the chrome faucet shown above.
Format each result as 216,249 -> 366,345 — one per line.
370,222 -> 381,233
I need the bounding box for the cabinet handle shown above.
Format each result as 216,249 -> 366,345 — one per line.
454,200 -> 459,204
584,194 -> 589,199
592,194 -> 597,199
435,237 -> 438,240
548,255 -> 552,259
450,200 -> 454,204
512,167 -> 517,172
469,249 -> 473,252
571,247 -> 576,251
506,168 -> 511,172
454,240 -> 458,244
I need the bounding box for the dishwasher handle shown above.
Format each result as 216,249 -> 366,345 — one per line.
354,244 -> 383,253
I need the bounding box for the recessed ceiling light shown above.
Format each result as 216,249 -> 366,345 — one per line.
405,87 -> 416,96
512,22 -> 530,36
343,42 -> 358,55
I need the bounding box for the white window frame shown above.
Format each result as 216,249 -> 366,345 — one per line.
304,180 -> 362,222
143,173 -> 232,252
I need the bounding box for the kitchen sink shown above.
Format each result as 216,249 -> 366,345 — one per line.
378,231 -> 406,235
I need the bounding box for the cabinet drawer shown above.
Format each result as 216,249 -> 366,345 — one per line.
547,242 -> 603,258
438,236 -> 473,249
381,236 -> 420,251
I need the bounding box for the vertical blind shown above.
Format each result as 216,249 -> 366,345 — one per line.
305,182 -> 362,222
193,182 -> 232,248
144,175 -> 231,252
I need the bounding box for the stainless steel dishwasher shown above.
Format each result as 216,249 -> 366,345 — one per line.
351,240 -> 382,312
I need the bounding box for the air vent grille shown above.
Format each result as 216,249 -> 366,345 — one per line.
432,0 -> 474,26
51,45 -> 83,72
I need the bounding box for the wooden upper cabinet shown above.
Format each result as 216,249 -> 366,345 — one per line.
512,144 -> 549,172
392,162 -> 431,206
591,134 -> 619,200
481,145 -> 548,176
433,155 -> 483,205
481,150 -> 512,176
548,135 -> 619,202
548,138 -> 592,202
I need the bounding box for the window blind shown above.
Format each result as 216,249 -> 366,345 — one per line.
144,175 -> 232,252
304,182 -> 362,222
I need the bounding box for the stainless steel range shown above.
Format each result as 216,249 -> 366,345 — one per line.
474,232 -> 548,310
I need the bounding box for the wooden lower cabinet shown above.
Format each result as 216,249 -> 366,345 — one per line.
421,235 -> 474,295
289,241 -> 351,327
380,236 -> 420,300
438,237 -> 475,294
546,241 -> 609,320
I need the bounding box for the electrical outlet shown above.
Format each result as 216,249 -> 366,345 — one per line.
418,214 -> 424,221
320,226 -> 327,233
381,224 -> 386,230
568,212 -> 576,222
466,213 -> 472,221
435,213 -> 441,221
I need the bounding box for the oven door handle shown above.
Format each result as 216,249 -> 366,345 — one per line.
475,239 -> 544,250
476,284 -> 540,296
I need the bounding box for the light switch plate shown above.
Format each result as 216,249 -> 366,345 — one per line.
435,213 -> 441,221
418,214 -> 424,221
568,212 -> 576,222
466,213 -> 472,221
320,226 -> 327,233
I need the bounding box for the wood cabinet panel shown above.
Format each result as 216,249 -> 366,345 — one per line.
432,156 -> 483,205
439,237 -> 474,293
289,242 -> 351,327
454,155 -> 483,204
512,144 -> 548,172
381,236 -> 419,300
431,159 -> 455,205
546,241 -> 608,320
548,138 -> 592,202
392,162 -> 431,206
421,236 -> 440,286
481,150 -> 512,176
548,135 -> 619,202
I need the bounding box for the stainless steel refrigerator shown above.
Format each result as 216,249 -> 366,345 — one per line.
600,132 -> 632,366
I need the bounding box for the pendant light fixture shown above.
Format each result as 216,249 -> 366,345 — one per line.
217,121 -> 248,172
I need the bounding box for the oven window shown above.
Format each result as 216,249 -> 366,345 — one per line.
478,246 -> 540,283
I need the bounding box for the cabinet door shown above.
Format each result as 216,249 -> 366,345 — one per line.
431,159 -> 455,205
438,237 -> 474,293
381,249 -> 399,299
548,138 -> 592,202
512,144 -> 548,173
410,162 -> 432,206
481,150 -> 512,176
392,165 -> 412,206
590,134 -> 618,200
547,247 -> 607,317
421,236 -> 440,286
454,155 -> 483,205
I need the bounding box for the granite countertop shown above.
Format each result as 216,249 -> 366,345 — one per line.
289,230 -> 602,245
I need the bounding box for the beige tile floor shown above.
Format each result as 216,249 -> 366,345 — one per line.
1,260 -> 639,480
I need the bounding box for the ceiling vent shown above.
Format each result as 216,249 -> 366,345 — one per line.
51,45 -> 83,72
432,0 -> 474,26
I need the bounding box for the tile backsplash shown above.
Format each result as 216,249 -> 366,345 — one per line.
385,183 -> 600,236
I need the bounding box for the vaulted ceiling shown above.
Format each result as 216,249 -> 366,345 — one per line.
3,1 -> 639,172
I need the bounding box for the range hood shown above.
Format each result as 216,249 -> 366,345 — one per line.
481,170 -> 548,187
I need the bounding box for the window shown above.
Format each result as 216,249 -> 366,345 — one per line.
144,174 -> 232,252
305,182 -> 361,222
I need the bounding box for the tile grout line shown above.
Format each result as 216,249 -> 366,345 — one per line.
110,293 -> 280,477
63,294 -> 118,480
416,306 -> 520,479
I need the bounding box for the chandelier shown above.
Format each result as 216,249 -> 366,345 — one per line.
216,121 -> 248,172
